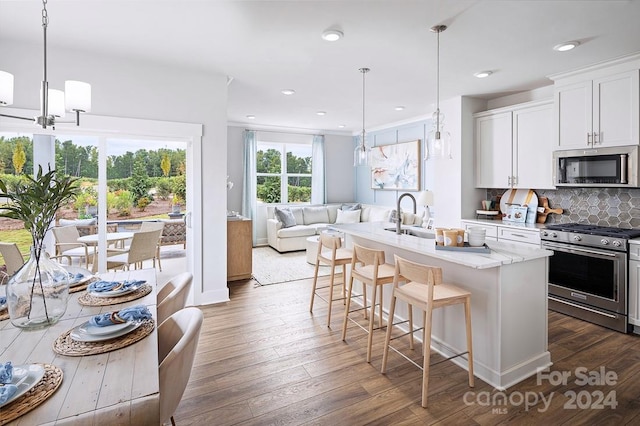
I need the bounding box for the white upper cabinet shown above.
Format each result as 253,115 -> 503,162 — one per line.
551,55 -> 640,150
475,100 -> 554,189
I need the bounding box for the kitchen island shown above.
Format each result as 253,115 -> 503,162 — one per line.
330,222 -> 553,390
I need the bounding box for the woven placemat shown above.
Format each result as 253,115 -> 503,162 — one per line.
76,283 -> 152,306
52,318 -> 155,356
0,311 -> 8,321
69,276 -> 100,294
0,363 -> 63,426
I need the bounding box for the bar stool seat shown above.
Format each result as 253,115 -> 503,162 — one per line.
381,254 -> 474,408
309,233 -> 352,328
341,244 -> 397,363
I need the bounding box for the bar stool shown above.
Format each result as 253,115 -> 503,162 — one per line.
309,233 -> 352,327
341,244 -> 396,363
381,255 -> 474,408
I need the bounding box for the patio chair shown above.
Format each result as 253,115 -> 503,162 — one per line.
139,221 -> 165,271
0,242 -> 25,284
158,307 -> 204,425
106,228 -> 164,271
51,226 -> 92,269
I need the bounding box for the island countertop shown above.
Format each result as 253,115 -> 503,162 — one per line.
329,222 -> 552,269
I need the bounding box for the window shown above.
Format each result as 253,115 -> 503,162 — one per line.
256,141 -> 312,203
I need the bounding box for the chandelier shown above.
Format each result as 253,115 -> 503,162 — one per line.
353,67 -> 371,167
0,0 -> 91,129
425,25 -> 451,160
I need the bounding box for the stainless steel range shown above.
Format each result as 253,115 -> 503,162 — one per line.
541,223 -> 640,333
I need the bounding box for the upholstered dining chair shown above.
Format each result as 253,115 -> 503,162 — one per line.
106,228 -> 164,271
0,242 -> 24,284
51,226 -> 92,269
158,307 -> 204,426
157,272 -> 193,324
138,221 -> 165,271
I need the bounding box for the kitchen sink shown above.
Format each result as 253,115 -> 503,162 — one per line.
384,226 -> 435,239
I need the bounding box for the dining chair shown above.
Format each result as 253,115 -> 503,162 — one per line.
309,233 -> 352,328
139,221 -> 165,271
158,307 -> 204,426
51,226 -> 92,269
106,228 -> 164,271
381,255 -> 474,408
0,242 -> 25,284
157,272 -> 193,324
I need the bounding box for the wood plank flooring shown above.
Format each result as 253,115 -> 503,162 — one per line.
175,276 -> 640,425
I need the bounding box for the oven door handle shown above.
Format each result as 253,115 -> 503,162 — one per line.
542,243 -> 620,258
549,296 -> 618,319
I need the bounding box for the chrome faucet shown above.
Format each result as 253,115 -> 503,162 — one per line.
396,193 -> 417,234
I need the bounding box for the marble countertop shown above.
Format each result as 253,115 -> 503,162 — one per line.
330,222 -> 552,270
462,218 -> 548,230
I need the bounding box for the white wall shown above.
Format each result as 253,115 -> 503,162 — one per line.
226,125 -> 353,245
0,41 -> 230,305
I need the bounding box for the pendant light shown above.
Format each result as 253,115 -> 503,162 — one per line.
354,67 -> 371,167
0,0 -> 91,129
425,25 -> 452,160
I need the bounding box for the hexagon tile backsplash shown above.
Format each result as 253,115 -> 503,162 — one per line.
487,188 -> 640,229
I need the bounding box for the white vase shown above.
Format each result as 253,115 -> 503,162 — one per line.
6,245 -> 70,330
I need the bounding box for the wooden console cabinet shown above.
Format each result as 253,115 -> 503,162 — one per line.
227,218 -> 252,281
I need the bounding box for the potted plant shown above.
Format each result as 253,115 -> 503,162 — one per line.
0,166 -> 79,329
171,194 -> 184,214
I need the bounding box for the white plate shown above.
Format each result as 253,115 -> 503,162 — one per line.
64,266 -> 95,287
77,320 -> 134,336
70,321 -> 142,342
88,282 -> 144,298
500,189 -> 539,216
0,364 -> 45,408
0,302 -> 6,312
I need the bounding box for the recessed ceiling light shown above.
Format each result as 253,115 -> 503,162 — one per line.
394,106 -> 405,111
473,71 -> 493,78
281,89 -> 295,95
246,115 -> 255,119
553,41 -> 580,52
316,111 -> 326,116
321,29 -> 343,42
338,124 -> 346,128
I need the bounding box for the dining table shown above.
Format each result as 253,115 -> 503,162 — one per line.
77,232 -> 134,273
0,268 -> 159,425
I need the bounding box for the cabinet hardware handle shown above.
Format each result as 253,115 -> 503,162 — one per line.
508,176 -> 511,186
586,132 -> 592,145
593,132 -> 599,144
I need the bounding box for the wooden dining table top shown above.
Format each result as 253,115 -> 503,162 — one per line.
0,268 -> 159,425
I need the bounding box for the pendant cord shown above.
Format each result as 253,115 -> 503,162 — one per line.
41,0 -> 49,124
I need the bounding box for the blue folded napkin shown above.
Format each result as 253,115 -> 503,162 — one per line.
87,280 -> 145,293
0,296 -> 6,306
0,361 -> 12,384
0,384 -> 18,404
88,305 -> 152,327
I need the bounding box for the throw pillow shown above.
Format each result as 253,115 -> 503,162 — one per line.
335,209 -> 361,224
303,206 -> 329,224
369,208 -> 390,222
274,207 -> 297,228
341,203 -> 361,211
59,218 -> 97,227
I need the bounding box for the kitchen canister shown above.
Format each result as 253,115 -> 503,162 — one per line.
435,228 -> 446,246
443,229 -> 459,247
454,228 -> 465,247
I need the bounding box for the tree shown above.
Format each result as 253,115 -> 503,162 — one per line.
12,141 -> 26,175
160,153 -> 171,177
129,159 -> 150,202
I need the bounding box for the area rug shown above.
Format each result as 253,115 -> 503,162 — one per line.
252,246 -> 331,285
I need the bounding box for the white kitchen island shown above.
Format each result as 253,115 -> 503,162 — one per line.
330,222 -> 553,390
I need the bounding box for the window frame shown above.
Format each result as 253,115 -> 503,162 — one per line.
256,140 -> 312,204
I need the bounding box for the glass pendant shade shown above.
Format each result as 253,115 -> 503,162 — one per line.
65,80 -> 91,112
426,110 -> 451,160
0,70 -> 14,106
354,135 -> 371,166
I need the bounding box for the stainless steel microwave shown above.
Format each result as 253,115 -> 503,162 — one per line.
553,145 -> 640,187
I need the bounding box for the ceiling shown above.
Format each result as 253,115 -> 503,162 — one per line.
1,0 -> 640,134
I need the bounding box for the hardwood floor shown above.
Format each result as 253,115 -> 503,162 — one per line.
175,277 -> 640,425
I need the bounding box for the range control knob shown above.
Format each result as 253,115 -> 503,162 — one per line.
601,238 -> 610,245
612,240 -> 622,248
572,235 -> 582,242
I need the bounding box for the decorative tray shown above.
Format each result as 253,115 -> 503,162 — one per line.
435,243 -> 491,254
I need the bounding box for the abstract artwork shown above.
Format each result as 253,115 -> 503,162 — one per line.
370,140 -> 421,190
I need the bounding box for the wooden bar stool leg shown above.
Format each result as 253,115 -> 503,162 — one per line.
378,286 -> 384,329
366,282 -> 378,363
326,263 -> 336,327
465,296 -> 475,387
309,259 -> 321,313
421,305 -> 434,408
380,290 -> 397,374
408,305 -> 414,350
341,275 -> 355,341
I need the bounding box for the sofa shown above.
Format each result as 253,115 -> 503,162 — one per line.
266,203 -> 422,252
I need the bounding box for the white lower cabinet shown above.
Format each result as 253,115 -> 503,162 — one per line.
628,242 -> 640,331
461,220 -> 540,247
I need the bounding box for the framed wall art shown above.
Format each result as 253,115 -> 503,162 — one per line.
370,139 -> 421,190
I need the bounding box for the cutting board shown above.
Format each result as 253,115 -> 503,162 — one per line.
536,197 -> 563,223
499,188 -> 538,223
